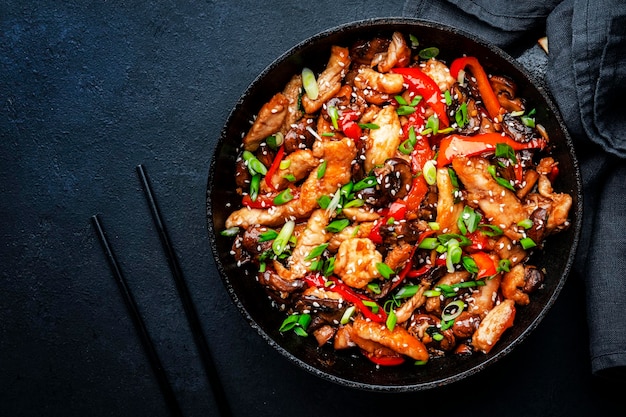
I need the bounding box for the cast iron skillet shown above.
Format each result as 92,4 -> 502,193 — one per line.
207,18 -> 582,392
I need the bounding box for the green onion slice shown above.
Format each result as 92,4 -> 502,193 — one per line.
266,132 -> 284,150
249,173 -> 261,201
326,218 -> 350,233
423,160 -> 437,185
242,150 -> 268,176
396,284 -> 420,299
353,176 -> 377,191
441,300 -> 465,321
273,188 -> 294,205
317,160 -> 327,179
462,255 -> 479,274
386,309 -> 397,331
272,220 -> 295,256
302,67 -> 318,100
418,46 -> 439,59
328,105 -> 339,130
495,143 -> 517,163
304,243 -> 329,261
220,227 -> 239,237
517,218 -> 534,229
376,262 -> 395,279
520,237 -> 537,250
358,122 -> 379,129
258,229 -> 278,242
340,306 -> 356,325
418,237 -> 439,250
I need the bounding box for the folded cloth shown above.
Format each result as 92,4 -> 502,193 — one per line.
403,0 -> 626,379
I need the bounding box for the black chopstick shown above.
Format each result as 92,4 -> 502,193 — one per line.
136,164 -> 233,417
91,214 -> 184,417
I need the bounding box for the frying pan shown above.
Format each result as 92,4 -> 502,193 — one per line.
207,18 -> 582,391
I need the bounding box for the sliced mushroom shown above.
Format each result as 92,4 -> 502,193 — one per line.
373,157 -> 413,203
489,75 -> 524,112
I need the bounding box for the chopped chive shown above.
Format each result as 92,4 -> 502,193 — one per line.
444,90 -> 452,106
283,174 -> 296,182
358,122 -> 379,129
279,159 -> 291,170
409,34 -> 419,48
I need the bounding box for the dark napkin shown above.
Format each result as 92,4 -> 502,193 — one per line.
403,0 -> 626,378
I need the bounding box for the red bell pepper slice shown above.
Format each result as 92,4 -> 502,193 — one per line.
362,349 -> 405,366
241,194 -> 275,209
391,67 -> 449,127
265,145 -> 285,191
466,230 -> 490,252
449,56 -> 503,121
471,251 -> 497,279
328,277 -> 387,323
368,200 -> 407,245
404,175 -> 429,212
437,133 -> 547,166
304,273 -> 326,288
339,110 -> 363,140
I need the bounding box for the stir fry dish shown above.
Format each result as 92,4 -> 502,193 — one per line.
220,31 -> 573,367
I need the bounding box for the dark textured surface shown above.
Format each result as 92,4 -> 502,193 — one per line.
0,1 -> 620,416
